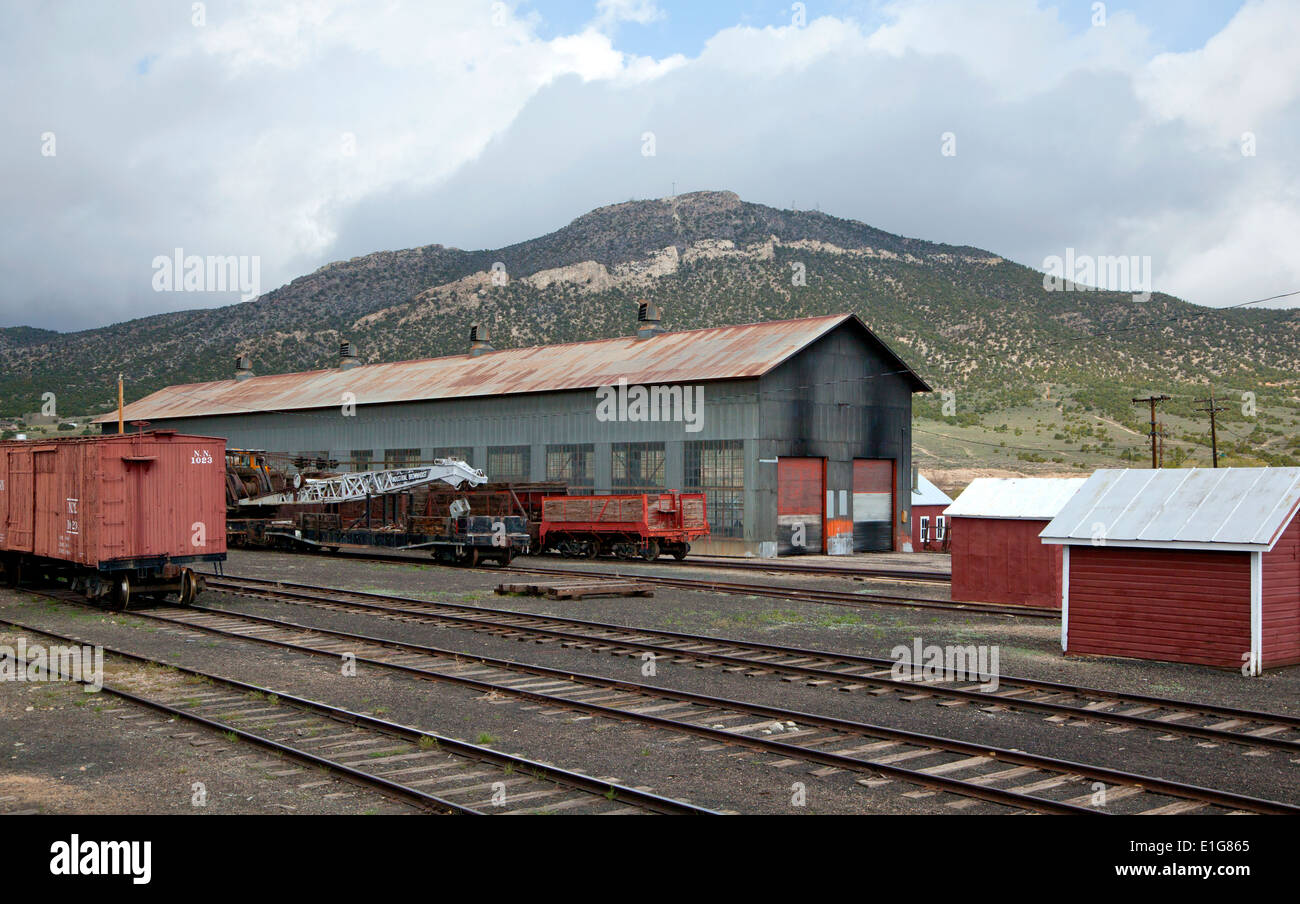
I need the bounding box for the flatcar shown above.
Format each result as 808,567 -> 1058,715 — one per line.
0,432 -> 227,606
540,492 -> 709,560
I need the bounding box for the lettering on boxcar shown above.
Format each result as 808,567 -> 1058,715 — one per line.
191,449 -> 213,464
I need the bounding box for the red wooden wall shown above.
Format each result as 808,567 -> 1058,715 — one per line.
1262,514 -> 1300,667
911,504 -> 948,551
1066,545 -> 1251,668
950,517 -> 1061,608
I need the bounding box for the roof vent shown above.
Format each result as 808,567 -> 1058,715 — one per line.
235,354 -> 253,381
469,323 -> 494,357
636,301 -> 665,339
339,340 -> 360,370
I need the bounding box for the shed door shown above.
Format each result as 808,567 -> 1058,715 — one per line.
4,448 -> 34,552
852,459 -> 893,552
777,457 -> 823,555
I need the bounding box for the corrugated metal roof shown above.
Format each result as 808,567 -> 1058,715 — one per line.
944,477 -> 1087,520
1040,467 -> 1300,551
911,473 -> 953,507
94,313 -> 928,423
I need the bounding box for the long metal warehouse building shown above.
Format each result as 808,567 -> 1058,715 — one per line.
96,309 -> 929,557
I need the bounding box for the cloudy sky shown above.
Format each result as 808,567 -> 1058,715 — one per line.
2,0 -> 1297,331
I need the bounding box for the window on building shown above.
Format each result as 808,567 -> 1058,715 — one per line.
384,448 -> 421,468
685,440 -> 744,538
349,449 -> 374,472
487,445 -> 531,483
546,444 -> 594,492
935,516 -> 946,541
431,447 -> 473,465
919,516 -> 930,543
611,442 -> 665,492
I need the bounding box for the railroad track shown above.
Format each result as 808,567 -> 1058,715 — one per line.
0,614 -> 714,816
208,573 -> 1300,755
553,554 -> 953,584
255,546 -> 991,616
23,589 -> 1297,814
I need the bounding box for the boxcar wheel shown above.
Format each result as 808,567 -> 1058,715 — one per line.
642,540 -> 660,562
114,574 -> 132,610
671,543 -> 690,561
178,569 -> 196,606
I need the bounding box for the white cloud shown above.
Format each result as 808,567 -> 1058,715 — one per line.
2,0 -> 1298,332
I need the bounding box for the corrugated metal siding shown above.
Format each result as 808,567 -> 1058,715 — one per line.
852,459 -> 893,552
950,517 -> 1061,608
1066,546 -> 1251,668
97,314 -> 928,423
1262,514 -> 1300,667
755,327 -> 914,553
1043,467 -> 1300,550
945,477 -> 1086,520
778,458 -> 822,555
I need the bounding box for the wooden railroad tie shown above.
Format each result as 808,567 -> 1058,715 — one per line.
495,580 -> 655,601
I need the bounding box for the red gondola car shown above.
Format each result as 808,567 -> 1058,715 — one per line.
540,492 -> 709,560
0,432 -> 227,606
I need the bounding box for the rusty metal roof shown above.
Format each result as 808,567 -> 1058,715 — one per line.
94,313 -> 929,422
1040,467 -> 1300,551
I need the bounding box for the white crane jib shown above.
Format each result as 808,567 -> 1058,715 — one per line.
237,458 -> 488,506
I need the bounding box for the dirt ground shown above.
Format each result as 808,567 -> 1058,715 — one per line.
2,547 -> 1296,815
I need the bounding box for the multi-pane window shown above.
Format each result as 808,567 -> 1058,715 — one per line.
685,439 -> 744,538
487,445 -> 531,483
611,442 -> 665,492
546,444 -> 594,491
935,516 -> 946,542
431,446 -> 473,465
919,516 -> 930,543
384,448 -> 421,467
349,449 -> 374,472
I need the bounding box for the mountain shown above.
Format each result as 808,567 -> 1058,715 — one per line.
3,191 -> 1297,473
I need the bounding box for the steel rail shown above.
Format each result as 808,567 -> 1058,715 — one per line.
58,594 -> 1300,814
493,563 -> 1047,618
0,612 -> 716,816
209,574 -> 1300,750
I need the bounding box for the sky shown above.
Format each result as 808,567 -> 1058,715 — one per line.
2,0 -> 1297,331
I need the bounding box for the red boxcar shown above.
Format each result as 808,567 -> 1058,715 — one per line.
0,432 -> 227,606
540,492 -> 709,560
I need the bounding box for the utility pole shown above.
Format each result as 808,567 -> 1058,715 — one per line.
1132,394 -> 1171,469
1195,385 -> 1226,468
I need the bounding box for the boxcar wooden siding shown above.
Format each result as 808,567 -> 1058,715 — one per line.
1067,546 -> 1252,668
1262,515 -> 1300,667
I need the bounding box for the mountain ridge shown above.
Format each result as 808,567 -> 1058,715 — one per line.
2,190 -> 1297,469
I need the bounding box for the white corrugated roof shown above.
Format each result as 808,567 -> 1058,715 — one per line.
912,473 -> 953,507
1040,467 -> 1300,551
944,477 -> 1087,520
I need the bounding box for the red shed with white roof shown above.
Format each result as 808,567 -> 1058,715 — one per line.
910,473 -> 954,551
1041,468 -> 1300,673
945,477 -> 1086,608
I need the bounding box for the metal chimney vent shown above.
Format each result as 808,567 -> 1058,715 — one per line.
339,340 -> 360,370
234,354 -> 253,381
636,301 -> 665,339
469,323 -> 493,356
